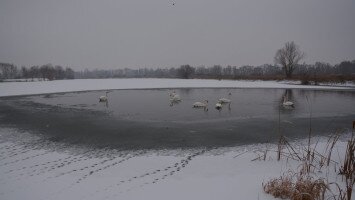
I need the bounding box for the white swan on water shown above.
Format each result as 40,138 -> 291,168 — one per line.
282,96 -> 294,107
169,91 -> 181,102
218,98 -> 231,103
193,100 -> 208,108
99,91 -> 109,102
170,95 -> 181,102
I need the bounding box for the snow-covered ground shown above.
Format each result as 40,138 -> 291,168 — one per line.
1,78 -> 354,97
0,127 -> 352,200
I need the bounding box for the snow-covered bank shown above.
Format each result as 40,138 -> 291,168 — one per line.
0,127 -> 352,200
0,78 -> 354,97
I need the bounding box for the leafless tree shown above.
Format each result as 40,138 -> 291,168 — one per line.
65,67 -> 75,79
178,65 -> 195,79
211,65 -> 222,79
54,65 -> 65,79
29,66 -> 39,80
21,66 -> 29,79
39,64 -> 55,80
0,63 -> 17,79
274,41 -> 305,78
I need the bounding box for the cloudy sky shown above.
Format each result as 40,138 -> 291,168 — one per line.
0,0 -> 354,69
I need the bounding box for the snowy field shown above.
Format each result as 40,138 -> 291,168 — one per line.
0,79 -> 354,200
1,78 -> 354,97
0,128 -> 352,200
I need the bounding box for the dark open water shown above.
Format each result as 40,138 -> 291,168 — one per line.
0,88 -> 354,150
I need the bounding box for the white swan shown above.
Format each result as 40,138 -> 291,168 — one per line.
99,91 -> 109,102
169,91 -> 181,102
218,98 -> 231,103
282,96 -> 294,107
170,95 -> 181,102
171,94 -> 181,101
193,100 -> 208,108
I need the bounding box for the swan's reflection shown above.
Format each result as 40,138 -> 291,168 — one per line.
99,100 -> 109,108
169,99 -> 181,107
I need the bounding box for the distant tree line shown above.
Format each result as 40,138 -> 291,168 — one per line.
0,63 -> 74,81
75,60 -> 355,83
1,41 -> 354,84
2,61 -> 354,83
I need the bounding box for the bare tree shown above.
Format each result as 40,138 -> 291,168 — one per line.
178,65 -> 195,79
211,65 -> 222,79
0,63 -> 17,79
29,66 -> 39,80
274,41 -> 305,78
65,67 -> 75,79
54,65 -> 65,79
21,66 -> 29,79
40,64 -> 55,80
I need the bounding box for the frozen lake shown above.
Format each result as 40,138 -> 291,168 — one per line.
0,85 -> 354,200
0,88 -> 354,149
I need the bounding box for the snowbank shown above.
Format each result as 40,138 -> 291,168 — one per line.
0,78 -> 354,97
0,129 -> 351,200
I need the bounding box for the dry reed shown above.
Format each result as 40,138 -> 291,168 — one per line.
263,172 -> 328,200
338,131 -> 354,200
263,121 -> 353,200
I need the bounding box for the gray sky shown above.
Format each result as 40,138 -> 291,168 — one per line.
0,0 -> 354,70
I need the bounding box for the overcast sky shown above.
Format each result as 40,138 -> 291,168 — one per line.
0,0 -> 354,70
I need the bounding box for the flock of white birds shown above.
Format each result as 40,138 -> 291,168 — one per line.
98,90 -> 294,111
169,91 -> 232,111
